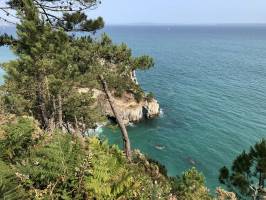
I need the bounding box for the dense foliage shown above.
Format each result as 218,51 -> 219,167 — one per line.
0,0 -> 104,32
0,115 -> 214,199
170,168 -> 213,200
219,139 -> 266,199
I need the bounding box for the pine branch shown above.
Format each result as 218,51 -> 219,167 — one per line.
0,16 -> 17,25
0,8 -> 20,20
0,0 -> 104,33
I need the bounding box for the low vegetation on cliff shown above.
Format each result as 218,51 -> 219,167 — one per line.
0,115 -> 214,199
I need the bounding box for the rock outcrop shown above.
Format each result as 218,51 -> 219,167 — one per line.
97,89 -> 159,125
216,187 -> 237,200
79,88 -> 160,125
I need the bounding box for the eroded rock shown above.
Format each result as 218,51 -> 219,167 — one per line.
79,88 -> 160,125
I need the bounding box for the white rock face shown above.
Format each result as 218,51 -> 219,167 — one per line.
93,89 -> 160,125
144,100 -> 160,119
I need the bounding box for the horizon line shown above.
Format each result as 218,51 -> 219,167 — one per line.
105,22 -> 266,26
1,22 -> 266,27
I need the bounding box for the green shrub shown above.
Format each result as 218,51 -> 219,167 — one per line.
17,132 -> 87,199
114,87 -> 123,97
0,117 -> 36,162
0,160 -> 27,199
146,92 -> 154,102
134,91 -> 144,103
86,137 -> 171,199
147,157 -> 168,177
170,167 -> 213,200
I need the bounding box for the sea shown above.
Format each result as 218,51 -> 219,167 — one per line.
1,25 -> 266,190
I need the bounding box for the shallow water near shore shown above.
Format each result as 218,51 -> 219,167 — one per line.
1,25 -> 266,190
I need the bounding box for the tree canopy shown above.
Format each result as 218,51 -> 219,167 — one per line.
219,139 -> 266,199
0,0 -> 104,31
0,0 -> 104,46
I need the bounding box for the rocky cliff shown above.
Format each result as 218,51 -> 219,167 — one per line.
97,89 -> 159,125
79,88 -> 160,125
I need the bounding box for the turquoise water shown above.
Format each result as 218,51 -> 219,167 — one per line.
1,26 -> 266,190
0,27 -> 15,84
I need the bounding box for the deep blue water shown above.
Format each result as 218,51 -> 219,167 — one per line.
1,25 -> 266,190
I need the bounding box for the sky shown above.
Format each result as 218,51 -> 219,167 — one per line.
88,0 -> 266,25
0,0 -> 266,25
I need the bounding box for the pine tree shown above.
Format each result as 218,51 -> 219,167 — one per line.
219,139 -> 266,199
1,0 -> 102,132
170,167 -> 213,200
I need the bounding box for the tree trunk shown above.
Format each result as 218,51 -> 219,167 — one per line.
263,173 -> 265,189
36,74 -> 49,130
99,75 -> 132,161
259,173 -> 265,189
57,93 -> 63,129
49,96 -> 56,131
